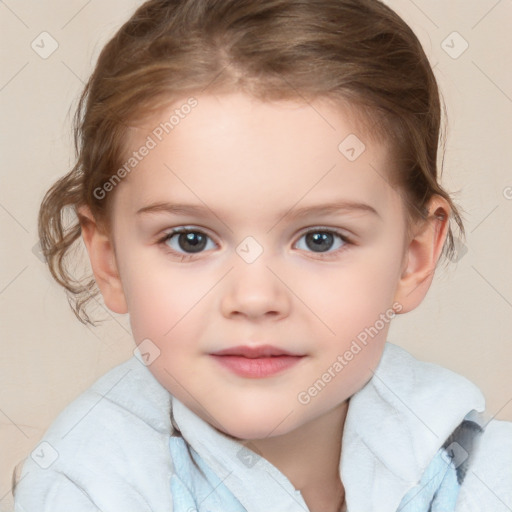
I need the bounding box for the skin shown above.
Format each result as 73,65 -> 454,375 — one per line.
78,92 -> 450,512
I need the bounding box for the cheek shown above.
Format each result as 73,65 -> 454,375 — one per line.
120,250 -> 198,342
129,283 -> 195,344
125,266 -> 205,390
295,254 -> 400,333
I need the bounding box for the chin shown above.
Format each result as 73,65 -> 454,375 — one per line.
211,408 -> 300,441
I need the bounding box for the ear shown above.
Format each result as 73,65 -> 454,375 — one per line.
393,195 -> 451,314
77,205 -> 128,315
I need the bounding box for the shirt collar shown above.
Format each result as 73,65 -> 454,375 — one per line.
340,342 -> 486,510
172,342 -> 486,511
172,397 -> 310,511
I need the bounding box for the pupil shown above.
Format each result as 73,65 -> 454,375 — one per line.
306,232 -> 333,252
179,232 -> 206,253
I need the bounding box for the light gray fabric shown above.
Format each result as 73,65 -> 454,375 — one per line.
13,342 -> 512,511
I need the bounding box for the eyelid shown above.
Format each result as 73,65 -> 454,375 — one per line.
157,225 -> 352,242
295,225 -> 354,242
156,226 -> 219,257
156,225 -> 355,260
300,224 -> 349,233
292,226 -> 355,257
157,225 -> 218,243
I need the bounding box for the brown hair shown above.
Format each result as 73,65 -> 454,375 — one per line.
38,0 -> 465,327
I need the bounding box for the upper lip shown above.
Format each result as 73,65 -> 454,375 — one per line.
210,345 -> 302,358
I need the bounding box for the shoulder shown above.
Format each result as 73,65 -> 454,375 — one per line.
456,418 -> 512,511
14,356 -> 174,511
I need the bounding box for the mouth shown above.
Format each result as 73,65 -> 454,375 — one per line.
209,344 -> 305,378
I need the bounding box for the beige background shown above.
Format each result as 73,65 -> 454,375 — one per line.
1,1 -> 511,509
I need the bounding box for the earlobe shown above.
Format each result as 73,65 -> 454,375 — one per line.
393,196 -> 450,314
77,205 -> 128,315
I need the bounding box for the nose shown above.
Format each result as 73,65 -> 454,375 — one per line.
219,257 -> 291,321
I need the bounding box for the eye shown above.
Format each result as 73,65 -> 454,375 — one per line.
158,227 -> 216,256
294,228 -> 351,255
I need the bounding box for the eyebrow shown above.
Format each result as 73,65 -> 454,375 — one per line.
136,200 -> 381,222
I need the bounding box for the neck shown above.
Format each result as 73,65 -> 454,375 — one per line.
250,400 -> 349,512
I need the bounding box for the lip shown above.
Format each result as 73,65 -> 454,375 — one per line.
211,344 -> 300,358
210,344 -> 305,378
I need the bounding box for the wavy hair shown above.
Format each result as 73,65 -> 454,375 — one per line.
37,0 -> 464,327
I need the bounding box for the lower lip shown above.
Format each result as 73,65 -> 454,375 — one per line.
210,354 -> 303,378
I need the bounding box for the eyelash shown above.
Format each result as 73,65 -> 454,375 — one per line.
156,226 -> 354,261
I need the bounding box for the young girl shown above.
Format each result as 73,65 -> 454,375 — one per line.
12,0 -> 512,511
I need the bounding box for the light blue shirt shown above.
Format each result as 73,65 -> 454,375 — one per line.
166,384 -> 480,512
14,343 -> 512,511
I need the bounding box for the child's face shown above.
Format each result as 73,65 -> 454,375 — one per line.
108,92 -> 409,439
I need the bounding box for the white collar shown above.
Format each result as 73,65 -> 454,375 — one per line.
172,342 -> 486,511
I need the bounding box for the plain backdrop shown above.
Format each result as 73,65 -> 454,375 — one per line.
1,1 -> 511,509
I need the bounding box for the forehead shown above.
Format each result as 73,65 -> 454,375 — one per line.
113,92 -> 401,222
